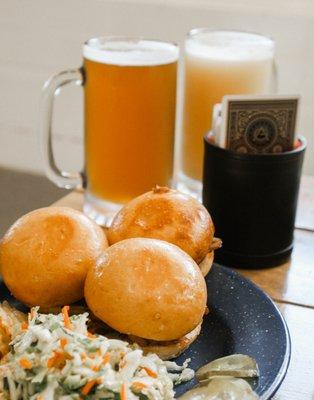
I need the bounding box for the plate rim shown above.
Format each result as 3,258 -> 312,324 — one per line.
214,264 -> 291,400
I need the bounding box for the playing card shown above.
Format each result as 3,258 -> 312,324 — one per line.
218,95 -> 299,153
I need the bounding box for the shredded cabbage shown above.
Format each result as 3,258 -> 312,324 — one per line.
0,307 -> 194,400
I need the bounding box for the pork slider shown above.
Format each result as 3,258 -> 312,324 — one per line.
108,186 -> 221,276
85,238 -> 207,359
0,207 -> 108,307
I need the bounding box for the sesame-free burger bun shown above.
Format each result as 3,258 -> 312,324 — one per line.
85,238 -> 207,341
0,207 -> 108,307
199,251 -> 214,277
108,186 -> 215,265
129,322 -> 202,360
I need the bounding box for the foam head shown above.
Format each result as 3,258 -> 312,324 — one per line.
185,30 -> 275,61
83,37 -> 179,66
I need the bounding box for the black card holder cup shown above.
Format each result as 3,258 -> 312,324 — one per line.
203,135 -> 307,268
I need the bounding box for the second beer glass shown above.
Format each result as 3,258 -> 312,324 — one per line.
178,30 -> 275,198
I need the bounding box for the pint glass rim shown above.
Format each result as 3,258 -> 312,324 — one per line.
83,36 -> 179,66
186,28 -> 275,50
84,36 -> 179,51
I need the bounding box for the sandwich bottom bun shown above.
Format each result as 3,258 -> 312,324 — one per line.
128,322 -> 202,360
199,238 -> 222,277
0,207 -> 108,307
199,252 -> 214,277
85,238 -> 207,342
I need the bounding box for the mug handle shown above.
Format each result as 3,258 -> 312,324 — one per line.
39,68 -> 84,189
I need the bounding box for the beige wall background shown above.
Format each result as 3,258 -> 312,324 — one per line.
1,0 -> 313,178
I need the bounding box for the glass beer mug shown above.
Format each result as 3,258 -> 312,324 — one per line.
40,37 -> 178,225
177,29 -> 276,199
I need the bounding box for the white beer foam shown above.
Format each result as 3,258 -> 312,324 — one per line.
186,31 -> 274,61
83,39 -> 179,66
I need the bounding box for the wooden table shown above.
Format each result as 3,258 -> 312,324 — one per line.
53,176 -> 314,400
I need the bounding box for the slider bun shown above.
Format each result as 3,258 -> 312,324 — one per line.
0,207 -> 108,307
108,186 -> 214,264
85,238 -> 207,341
199,252 -> 214,277
129,322 -> 202,360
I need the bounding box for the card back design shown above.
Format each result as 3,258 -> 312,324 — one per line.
225,98 -> 298,153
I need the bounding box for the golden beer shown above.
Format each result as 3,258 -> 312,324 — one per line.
84,39 -> 178,205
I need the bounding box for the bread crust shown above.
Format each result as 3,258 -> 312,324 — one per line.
0,302 -> 26,359
129,322 -> 202,360
85,238 -> 207,341
0,207 -> 108,307
108,187 -> 214,264
199,252 -> 214,277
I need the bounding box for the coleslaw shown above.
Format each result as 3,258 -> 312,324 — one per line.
0,307 -> 194,399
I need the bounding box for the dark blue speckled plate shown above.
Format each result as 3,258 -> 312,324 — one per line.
0,264 -> 290,399
174,264 -> 291,399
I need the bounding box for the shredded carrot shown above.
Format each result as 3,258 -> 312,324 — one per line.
80,353 -> 87,361
47,350 -> 72,369
132,381 -> 147,391
102,352 -> 111,365
81,379 -> 97,395
37,396 -> 44,400
87,331 -> 96,338
120,383 -> 127,400
19,357 -> 32,369
47,356 -> 54,369
92,365 -> 100,372
142,366 -> 157,378
60,338 -> 68,349
21,321 -> 28,331
47,352 -> 60,369
62,305 -> 72,330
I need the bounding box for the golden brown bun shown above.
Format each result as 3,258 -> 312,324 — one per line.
85,238 -> 207,341
129,322 -> 202,360
0,207 -> 108,307
199,237 -> 223,276
108,186 -> 214,264
199,252 -> 214,277
0,301 -> 26,359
